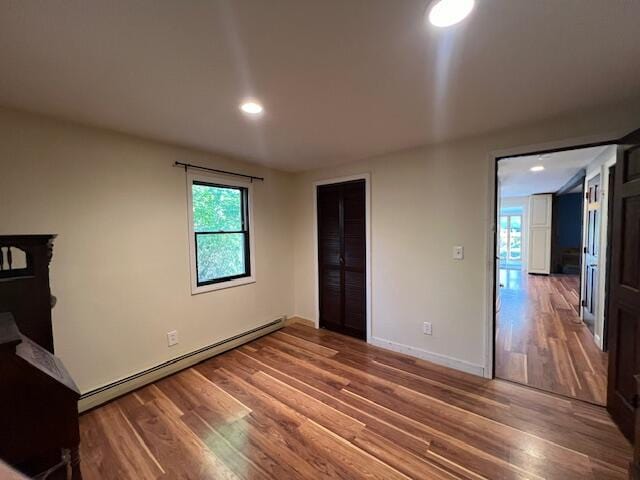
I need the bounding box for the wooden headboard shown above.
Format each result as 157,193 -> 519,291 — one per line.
0,235 -> 57,353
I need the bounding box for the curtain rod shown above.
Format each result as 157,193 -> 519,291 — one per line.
174,161 -> 264,182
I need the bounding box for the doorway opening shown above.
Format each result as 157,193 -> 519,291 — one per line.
494,145 -> 616,405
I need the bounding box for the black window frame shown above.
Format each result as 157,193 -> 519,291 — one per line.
192,180 -> 251,287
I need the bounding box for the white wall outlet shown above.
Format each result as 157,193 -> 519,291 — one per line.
453,246 -> 464,260
423,322 -> 432,335
167,330 -> 179,347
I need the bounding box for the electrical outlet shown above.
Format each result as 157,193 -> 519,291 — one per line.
167,330 -> 179,347
453,246 -> 464,260
423,322 -> 432,335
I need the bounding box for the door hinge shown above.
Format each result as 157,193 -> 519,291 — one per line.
583,246 -> 587,254
581,300 -> 587,307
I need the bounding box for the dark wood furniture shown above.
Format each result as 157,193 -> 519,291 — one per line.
317,180 -> 367,339
0,460 -> 30,480
0,312 -> 81,479
0,235 -> 57,352
560,248 -> 580,274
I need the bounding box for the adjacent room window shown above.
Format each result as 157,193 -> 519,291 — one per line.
499,214 -> 522,264
188,173 -> 255,293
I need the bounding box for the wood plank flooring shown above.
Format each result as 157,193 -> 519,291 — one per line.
495,269 -> 608,405
79,324 -> 629,479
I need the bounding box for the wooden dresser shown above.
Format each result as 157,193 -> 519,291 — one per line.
0,235 -> 57,352
0,235 -> 82,478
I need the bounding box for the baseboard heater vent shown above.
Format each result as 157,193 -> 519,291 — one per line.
78,317 -> 285,412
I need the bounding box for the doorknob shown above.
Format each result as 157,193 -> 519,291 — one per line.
339,256 -> 345,265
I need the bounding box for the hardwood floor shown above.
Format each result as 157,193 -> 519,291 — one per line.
495,269 -> 608,405
79,324 -> 629,480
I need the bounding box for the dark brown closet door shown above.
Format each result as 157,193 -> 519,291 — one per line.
317,180 -> 366,339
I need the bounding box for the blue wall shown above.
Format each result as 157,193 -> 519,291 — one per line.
555,193 -> 583,248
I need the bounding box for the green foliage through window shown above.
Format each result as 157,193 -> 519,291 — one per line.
192,182 -> 249,284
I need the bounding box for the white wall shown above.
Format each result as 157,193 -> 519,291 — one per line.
0,108 -> 295,393
2,99 -> 640,389
292,101 -> 640,376
499,196 -> 529,271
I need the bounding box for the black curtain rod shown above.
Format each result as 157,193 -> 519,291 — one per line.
174,161 -> 264,182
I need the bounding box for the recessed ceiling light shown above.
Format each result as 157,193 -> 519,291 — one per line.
530,165 -> 545,172
240,101 -> 263,115
428,0 -> 475,27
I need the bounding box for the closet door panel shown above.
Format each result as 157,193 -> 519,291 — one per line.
343,182 -> 366,270
317,185 -> 343,328
317,180 -> 366,339
344,270 -> 366,332
529,228 -> 551,273
318,185 -> 342,266
528,194 -> 552,274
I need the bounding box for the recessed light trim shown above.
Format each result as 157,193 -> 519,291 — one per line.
428,0 -> 475,27
240,101 -> 264,115
530,165 -> 545,172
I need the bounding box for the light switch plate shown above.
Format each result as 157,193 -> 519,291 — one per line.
423,322 -> 432,335
453,246 -> 464,260
167,330 -> 179,347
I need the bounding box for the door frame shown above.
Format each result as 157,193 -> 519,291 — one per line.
602,164 -> 616,352
485,131 -> 626,379
579,154 -> 617,349
313,173 -> 372,342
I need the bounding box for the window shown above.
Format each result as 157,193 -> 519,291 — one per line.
499,214 -> 522,265
188,173 -> 255,293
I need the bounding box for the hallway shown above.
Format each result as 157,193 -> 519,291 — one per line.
495,269 -> 608,404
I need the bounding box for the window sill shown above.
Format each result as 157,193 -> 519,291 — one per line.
191,276 -> 256,295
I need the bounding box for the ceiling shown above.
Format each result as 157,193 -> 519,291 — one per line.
1,1 -> 640,172
498,145 -> 611,197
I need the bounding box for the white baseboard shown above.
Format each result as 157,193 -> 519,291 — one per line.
285,315 -> 316,328
78,317 -> 284,413
369,336 -> 485,377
